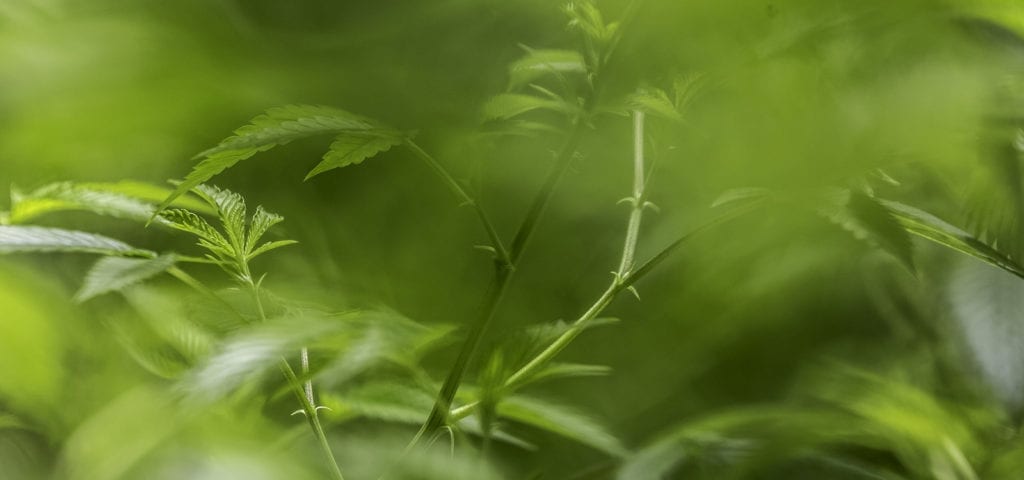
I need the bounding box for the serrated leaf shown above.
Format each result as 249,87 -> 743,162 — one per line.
880,199 -> 1024,279
842,191 -> 915,271
483,93 -> 567,121
157,104 -> 384,215
0,226 -> 151,256
629,88 -> 682,122
305,132 -> 404,180
246,206 -> 283,253
499,394 -> 628,457
75,254 -> 177,302
508,48 -> 586,90
8,182 -> 215,225
247,240 -> 298,260
194,184 -> 247,250
161,209 -> 231,255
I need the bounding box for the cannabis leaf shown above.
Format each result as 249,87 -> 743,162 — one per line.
881,199 -> 1024,279
507,48 -> 586,90
0,226 -> 153,256
157,105 -> 404,215
75,255 -> 177,302
498,394 -> 628,457
4,181 -> 216,227
306,132 -> 404,180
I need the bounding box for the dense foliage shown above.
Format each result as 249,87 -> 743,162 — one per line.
3,0 -> 1024,479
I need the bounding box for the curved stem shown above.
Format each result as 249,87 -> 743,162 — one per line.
404,139 -> 511,268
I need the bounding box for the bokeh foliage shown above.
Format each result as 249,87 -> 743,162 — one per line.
4,0 -> 1024,478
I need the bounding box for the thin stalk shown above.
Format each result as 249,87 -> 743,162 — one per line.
452,198 -> 766,420
241,259 -> 344,480
405,139 -> 511,268
507,110 -> 647,391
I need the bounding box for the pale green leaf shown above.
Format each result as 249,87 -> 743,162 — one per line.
711,187 -> 773,208
483,93 -> 567,120
247,240 -> 298,260
8,182 -> 214,225
629,88 -> 682,122
508,48 -> 586,90
75,254 -> 177,302
499,394 -> 628,457
305,132 -> 404,180
0,226 -> 152,256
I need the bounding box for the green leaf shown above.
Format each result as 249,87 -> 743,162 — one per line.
711,187 -> 773,209
8,181 -> 215,225
498,394 -> 628,457
835,191 -> 916,271
880,199 -> 1024,279
629,88 -> 682,122
0,226 -> 152,256
523,362 -> 611,386
483,93 -> 567,121
194,184 -> 247,251
305,132 -> 404,180
245,206 -> 284,253
157,104 -> 383,215
75,254 -> 177,302
508,48 -> 586,90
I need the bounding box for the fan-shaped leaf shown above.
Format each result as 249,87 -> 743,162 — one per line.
305,132 -> 404,180
629,88 -> 681,122
157,105 -> 384,215
75,254 -> 177,302
0,226 -> 151,256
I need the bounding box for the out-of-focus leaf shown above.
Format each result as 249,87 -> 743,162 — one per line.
0,226 -> 152,256
842,191 -> 915,270
181,311 -> 342,404
305,131 -> 403,180
517,362 -> 611,387
482,93 -> 567,120
498,394 -> 628,457
61,387 -> 179,480
629,87 -> 681,122
508,48 -> 586,90
75,254 -> 176,302
711,187 -> 773,209
7,181 -> 214,225
949,258 -> 1024,410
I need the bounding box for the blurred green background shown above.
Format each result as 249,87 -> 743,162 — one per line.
4,0 -> 1024,478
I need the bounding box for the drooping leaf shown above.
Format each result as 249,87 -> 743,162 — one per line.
306,131 -> 404,180
483,93 -> 568,121
157,105 -> 386,214
75,254 -> 177,302
508,48 -> 586,90
711,187 -> 773,209
880,199 -> 1024,279
0,226 -> 152,256
837,191 -> 916,271
498,394 -> 628,457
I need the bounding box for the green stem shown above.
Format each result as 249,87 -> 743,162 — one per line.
404,139 -> 511,268
281,360 -> 345,480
